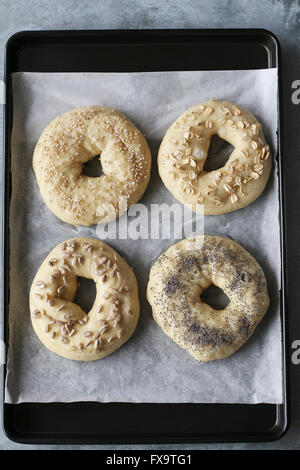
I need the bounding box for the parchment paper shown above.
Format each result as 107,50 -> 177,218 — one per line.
5,69 -> 282,404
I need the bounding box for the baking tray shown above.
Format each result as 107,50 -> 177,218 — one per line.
2,29 -> 288,444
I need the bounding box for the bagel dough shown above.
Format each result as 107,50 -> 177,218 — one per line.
147,235 -> 270,361
29,238 -> 140,361
33,106 -> 151,226
158,100 -> 272,215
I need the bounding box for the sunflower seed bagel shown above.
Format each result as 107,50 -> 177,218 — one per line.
33,106 -> 151,226
29,238 -> 139,361
158,99 -> 272,215
147,235 -> 269,362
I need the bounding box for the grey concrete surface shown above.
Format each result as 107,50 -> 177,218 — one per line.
0,0 -> 300,450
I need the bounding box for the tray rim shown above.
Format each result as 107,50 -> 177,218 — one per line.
1,27 -> 289,445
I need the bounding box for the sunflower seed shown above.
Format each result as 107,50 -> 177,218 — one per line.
94,339 -> 101,350
230,193 -> 238,204
113,316 -> 121,327
219,106 -> 230,114
205,107 -> 213,115
99,325 -> 108,335
223,184 -> 232,193
227,163 -> 234,174
33,309 -> 40,319
57,286 -> 65,295
251,171 -> 260,180
232,105 -> 241,116
35,281 -> 46,288
64,313 -> 73,320
97,267 -> 107,276
117,328 -> 122,339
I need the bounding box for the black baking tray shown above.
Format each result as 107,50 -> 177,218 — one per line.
2,29 -> 288,444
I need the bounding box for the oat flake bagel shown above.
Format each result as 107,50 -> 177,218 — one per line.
29,238 -> 139,361
33,106 -> 151,226
147,235 -> 269,361
158,99 -> 272,215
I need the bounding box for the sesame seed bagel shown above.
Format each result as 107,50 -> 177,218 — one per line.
147,235 -> 269,362
29,238 -> 140,361
33,106 -> 151,226
158,100 -> 272,215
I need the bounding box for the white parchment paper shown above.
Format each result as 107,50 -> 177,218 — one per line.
5,70 -> 282,404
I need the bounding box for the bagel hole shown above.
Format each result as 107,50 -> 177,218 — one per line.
203,135 -> 234,171
73,277 -> 96,314
81,154 -> 103,177
201,284 -> 230,310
